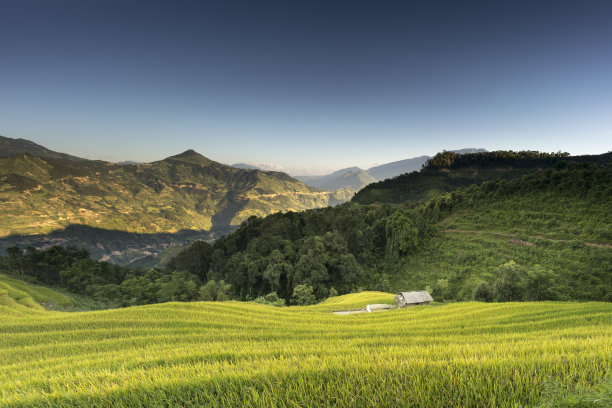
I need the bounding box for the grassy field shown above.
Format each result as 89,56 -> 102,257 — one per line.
1,289 -> 610,407
0,273 -> 72,311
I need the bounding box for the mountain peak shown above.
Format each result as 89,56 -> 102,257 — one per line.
166,149 -> 212,165
175,149 -> 199,157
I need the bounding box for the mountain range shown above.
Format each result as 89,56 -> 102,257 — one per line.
0,135 -> 352,263
294,148 -> 486,192
3,135 -> 578,268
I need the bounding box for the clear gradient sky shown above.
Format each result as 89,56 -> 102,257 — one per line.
1,0 -> 611,174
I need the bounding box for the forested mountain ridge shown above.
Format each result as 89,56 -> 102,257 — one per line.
352,150 -> 612,204
0,149 -> 350,240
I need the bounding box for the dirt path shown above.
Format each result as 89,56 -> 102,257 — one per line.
443,229 -> 612,249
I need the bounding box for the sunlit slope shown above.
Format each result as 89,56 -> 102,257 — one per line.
0,273 -> 71,312
1,293 -> 610,407
0,150 -> 347,237
392,165 -> 612,300
309,290 -> 395,311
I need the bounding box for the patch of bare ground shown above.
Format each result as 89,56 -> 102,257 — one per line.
508,238 -> 535,247
443,229 -> 611,249
583,242 -> 612,249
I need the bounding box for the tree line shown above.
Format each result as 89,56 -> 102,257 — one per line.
423,150 -> 570,170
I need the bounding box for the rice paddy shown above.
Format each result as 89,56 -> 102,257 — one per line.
0,287 -> 610,407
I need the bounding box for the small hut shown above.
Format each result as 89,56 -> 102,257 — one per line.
395,291 -> 433,308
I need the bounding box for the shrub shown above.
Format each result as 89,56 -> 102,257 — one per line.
472,281 -> 493,302
199,280 -> 231,301
254,292 -> 286,307
291,284 -> 316,306
493,261 -> 525,302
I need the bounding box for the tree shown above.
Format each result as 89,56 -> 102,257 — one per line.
120,270 -> 162,306
472,281 -> 493,302
60,259 -> 102,295
216,280 -> 231,301
493,261 -> 525,302
264,291 -> 280,303
157,271 -> 201,302
166,241 -> 213,281
291,284 -> 316,306
198,280 -> 231,301
434,278 -> 451,302
6,246 -> 23,276
199,280 -> 218,301
385,212 -> 419,257
293,254 -> 328,299
253,291 -> 285,307
523,265 -> 557,301
263,250 -> 292,294
293,236 -> 329,299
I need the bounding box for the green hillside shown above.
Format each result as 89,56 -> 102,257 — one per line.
166,162 -> 611,303
0,293 -> 609,407
352,150 -> 612,204
0,273 -> 72,311
391,164 -> 612,301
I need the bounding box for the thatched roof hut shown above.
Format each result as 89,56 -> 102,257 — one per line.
395,291 -> 433,308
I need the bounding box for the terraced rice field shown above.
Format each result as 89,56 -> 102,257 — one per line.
0,274 -> 72,311
0,286 -> 610,407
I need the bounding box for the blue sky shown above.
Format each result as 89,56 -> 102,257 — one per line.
1,0 -> 611,174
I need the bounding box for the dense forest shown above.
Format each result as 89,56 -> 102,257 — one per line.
422,150 -> 570,170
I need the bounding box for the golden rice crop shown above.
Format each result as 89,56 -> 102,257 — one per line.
0,290 -> 610,407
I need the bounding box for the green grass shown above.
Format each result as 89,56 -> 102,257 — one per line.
0,273 -> 72,310
311,291 -> 395,311
441,192 -> 612,244
0,273 -> 113,312
393,231 -> 611,301
1,292 -> 610,407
